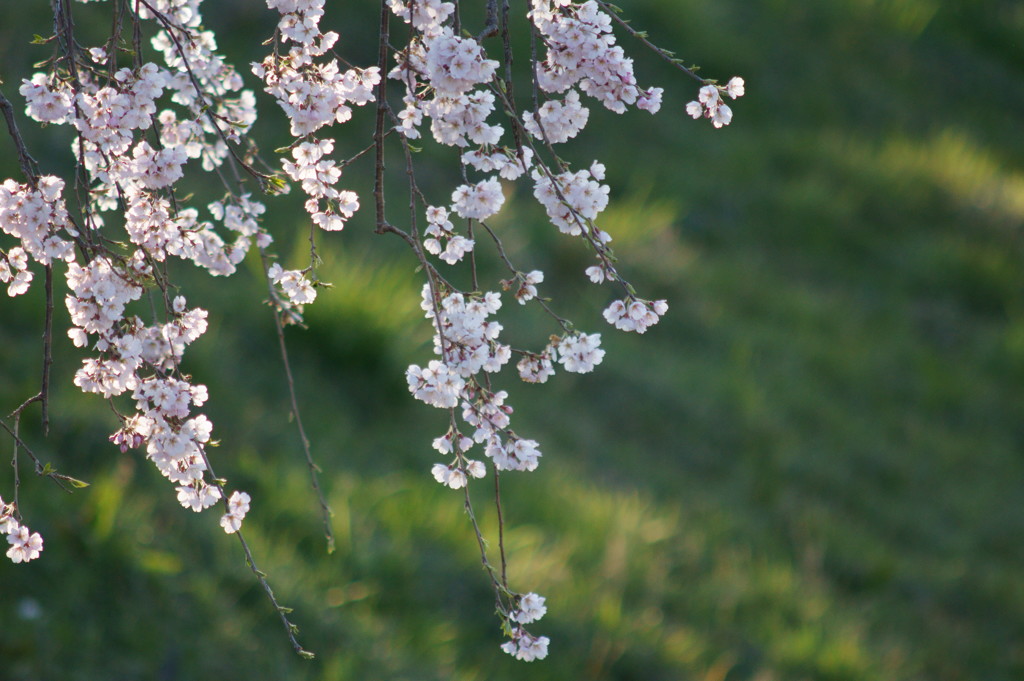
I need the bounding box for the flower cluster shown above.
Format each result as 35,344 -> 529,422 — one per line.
1,247 -> 33,296
177,481 -> 222,512
268,263 -> 317,306
461,386 -> 513,443
281,138 -> 359,233
2,0 -> 745,660
603,298 -> 669,334
257,0 -> 380,135
424,287 -> 511,378
220,490 -> 251,534
516,352 -> 556,384
387,0 -> 455,31
430,459 -> 486,490
511,592 -> 548,624
486,436 -> 542,472
451,178 -> 506,221
502,630 -> 551,662
523,89 -> 590,145
19,73 -> 71,124
406,360 -> 466,409
423,91 -> 502,148
686,77 -> 745,128
528,0 -> 663,115
423,30 -> 499,96
0,177 -> 75,297
430,429 -> 487,488
423,206 -> 474,265
462,148 -> 534,181
256,0 -> 380,243
554,332 -> 606,373
532,163 -> 610,237
501,592 -> 550,661
1,497 -> 43,564
505,270 -> 545,305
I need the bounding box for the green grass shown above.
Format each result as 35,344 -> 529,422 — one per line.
2,0 -> 1024,679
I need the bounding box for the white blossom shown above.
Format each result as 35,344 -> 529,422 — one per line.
220,490 -> 251,534
451,177 -> 505,221
555,332 -> 605,373
6,525 -> 44,564
603,298 -> 668,333
512,592 -> 547,624
501,630 -> 550,661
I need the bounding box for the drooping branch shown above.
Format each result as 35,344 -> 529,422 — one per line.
0,91 -> 41,186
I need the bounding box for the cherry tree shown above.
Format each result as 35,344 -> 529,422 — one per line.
0,0 -> 742,661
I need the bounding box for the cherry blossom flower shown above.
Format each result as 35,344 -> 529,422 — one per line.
6,525 -> 44,564
511,592 -> 548,624
220,491 -> 251,534
501,630 -> 550,661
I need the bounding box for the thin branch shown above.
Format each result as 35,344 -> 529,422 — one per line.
41,266 -> 54,434
11,418 -> 22,513
493,468 -> 508,588
478,219 -> 574,331
373,0 -> 391,237
462,471 -> 505,594
260,250 -> 335,554
0,419 -> 73,492
593,0 -> 707,84
194,445 -> 313,658
477,0 -> 499,41
0,91 -> 41,186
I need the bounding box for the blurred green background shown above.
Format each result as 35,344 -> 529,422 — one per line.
2,0 -> 1024,679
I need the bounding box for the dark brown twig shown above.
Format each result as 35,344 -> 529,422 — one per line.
0,91 -> 41,186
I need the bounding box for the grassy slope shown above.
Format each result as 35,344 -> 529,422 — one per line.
2,0 -> 1023,679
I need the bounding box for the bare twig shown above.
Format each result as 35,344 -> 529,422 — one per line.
260,250 -> 336,554
194,445 -> 313,658
41,265 -> 53,434
0,91 -> 41,186
0,419 -> 73,493
478,220 -> 574,331
477,0 -> 499,41
494,468 -> 508,588
373,0 -> 391,236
